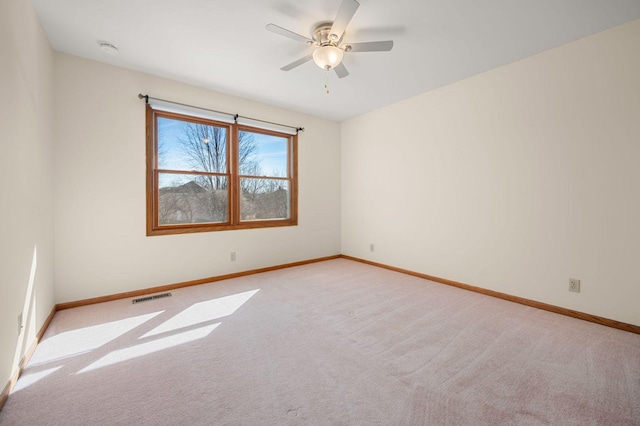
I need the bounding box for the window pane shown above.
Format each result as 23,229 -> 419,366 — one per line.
158,173 -> 228,225
239,131 -> 288,178
158,117 -> 228,173
240,179 -> 290,220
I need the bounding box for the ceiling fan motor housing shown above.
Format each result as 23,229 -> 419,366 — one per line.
313,23 -> 342,47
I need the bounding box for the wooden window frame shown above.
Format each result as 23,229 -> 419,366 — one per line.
146,105 -> 298,236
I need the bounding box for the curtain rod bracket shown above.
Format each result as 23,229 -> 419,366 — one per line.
138,93 -> 149,104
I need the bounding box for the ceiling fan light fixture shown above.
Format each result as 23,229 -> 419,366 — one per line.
313,45 -> 344,69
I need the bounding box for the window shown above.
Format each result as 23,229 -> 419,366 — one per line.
146,105 -> 298,235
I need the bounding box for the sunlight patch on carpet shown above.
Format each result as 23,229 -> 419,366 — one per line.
141,289 -> 259,338
12,366 -> 63,393
76,323 -> 220,374
29,312 -> 164,366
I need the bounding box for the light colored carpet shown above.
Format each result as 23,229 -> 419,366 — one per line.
1,259 -> 639,425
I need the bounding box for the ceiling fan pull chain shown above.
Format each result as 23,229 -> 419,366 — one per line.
325,66 -> 330,94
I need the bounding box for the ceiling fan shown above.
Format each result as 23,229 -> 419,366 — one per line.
266,0 -> 393,79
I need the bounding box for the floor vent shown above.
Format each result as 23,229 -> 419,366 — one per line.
132,292 -> 172,304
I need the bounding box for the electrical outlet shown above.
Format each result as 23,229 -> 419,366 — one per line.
569,278 -> 581,293
369,244 -> 375,252
230,251 -> 236,262
18,313 -> 23,335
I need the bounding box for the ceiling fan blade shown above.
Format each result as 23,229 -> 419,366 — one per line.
266,24 -> 313,44
346,40 -> 394,52
280,54 -> 313,71
334,62 -> 349,79
330,0 -> 360,41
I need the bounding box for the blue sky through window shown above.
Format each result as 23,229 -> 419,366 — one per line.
158,117 -> 288,179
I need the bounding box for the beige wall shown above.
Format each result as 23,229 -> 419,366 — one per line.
53,54 -> 342,303
0,0 -> 55,389
341,19 -> 640,326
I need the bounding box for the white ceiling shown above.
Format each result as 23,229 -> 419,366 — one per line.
31,0 -> 640,121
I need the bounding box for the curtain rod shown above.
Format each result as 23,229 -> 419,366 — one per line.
138,94 -> 305,134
